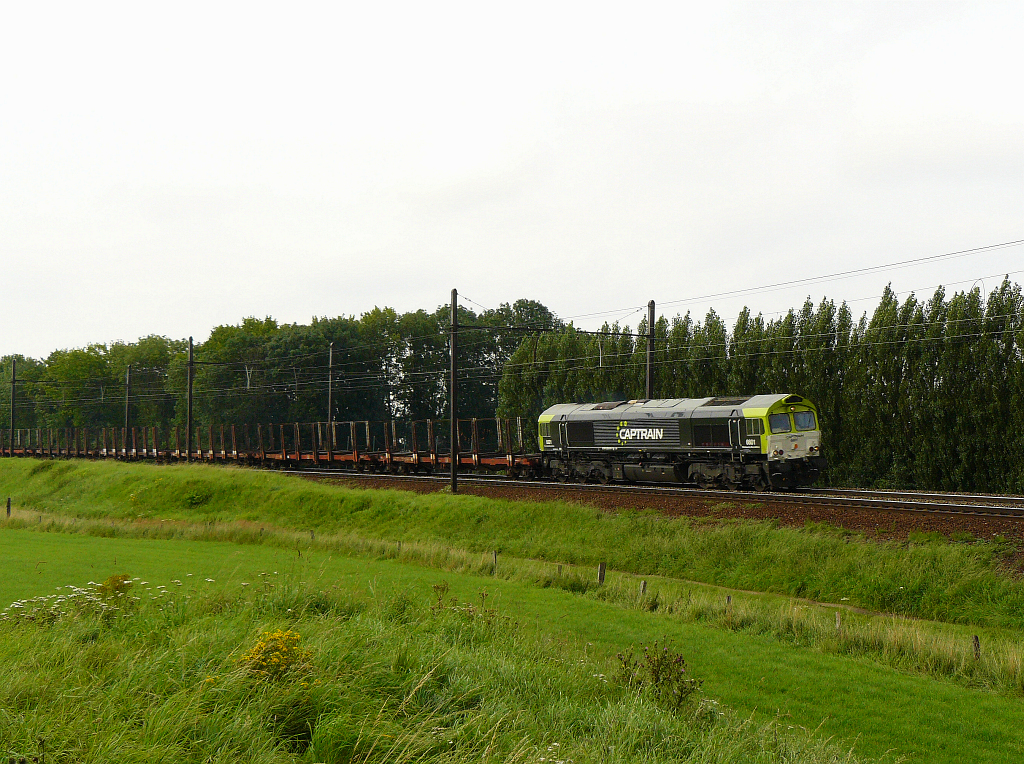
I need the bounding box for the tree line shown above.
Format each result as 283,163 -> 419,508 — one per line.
0,300 -> 558,437
4,280 -> 1023,491
496,279 -> 1024,492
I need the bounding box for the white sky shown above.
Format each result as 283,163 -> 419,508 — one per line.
2,1 -> 1022,357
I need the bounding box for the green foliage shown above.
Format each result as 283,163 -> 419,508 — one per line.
496,278 -> 1024,491
5,458 -> 1024,633
7,519 -> 1024,761
3,299 -> 559,449
617,639 -> 702,710
0,574 -> 881,764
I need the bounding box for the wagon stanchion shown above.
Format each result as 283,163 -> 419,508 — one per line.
471,418 -> 480,469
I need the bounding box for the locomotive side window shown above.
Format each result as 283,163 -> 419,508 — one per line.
768,413 -> 791,433
742,418 -> 763,437
694,420 -> 731,447
566,421 -> 595,446
793,411 -> 817,431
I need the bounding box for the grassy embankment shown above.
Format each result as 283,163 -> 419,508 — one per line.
9,529 -> 1024,763
5,458 -> 1024,761
4,458 -> 1024,696
3,560 -> 872,764
2,458 -> 1021,629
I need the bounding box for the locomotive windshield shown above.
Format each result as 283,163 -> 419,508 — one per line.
768,413 -> 791,433
794,411 -> 817,431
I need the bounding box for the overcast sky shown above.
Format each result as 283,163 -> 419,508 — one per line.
3,1 -> 1022,358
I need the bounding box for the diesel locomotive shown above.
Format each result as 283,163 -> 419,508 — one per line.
537,394 -> 825,490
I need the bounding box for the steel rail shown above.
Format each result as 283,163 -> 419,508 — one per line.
800,487 -> 1024,507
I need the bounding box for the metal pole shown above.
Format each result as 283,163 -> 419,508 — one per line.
124,364 -> 131,431
327,342 -> 334,446
186,337 -> 194,463
450,288 -> 458,494
8,358 -> 15,457
646,299 -> 655,399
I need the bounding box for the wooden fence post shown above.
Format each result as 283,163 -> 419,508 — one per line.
598,562 -> 606,585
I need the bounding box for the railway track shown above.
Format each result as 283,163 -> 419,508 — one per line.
298,470 -> 1024,520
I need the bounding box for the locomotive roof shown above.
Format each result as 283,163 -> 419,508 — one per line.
539,394 -> 813,421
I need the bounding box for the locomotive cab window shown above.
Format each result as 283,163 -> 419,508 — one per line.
768,413 -> 791,433
742,418 -> 764,437
793,411 -> 817,431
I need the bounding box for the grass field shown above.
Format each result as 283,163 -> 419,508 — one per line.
4,458 -> 1024,762
4,528 -> 1024,762
1,531 -> 879,764
2,459 -> 1024,630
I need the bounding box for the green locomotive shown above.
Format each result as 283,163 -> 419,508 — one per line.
537,394 -> 825,490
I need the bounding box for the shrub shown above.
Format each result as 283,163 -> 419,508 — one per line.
238,629 -> 311,680
617,638 -> 702,710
